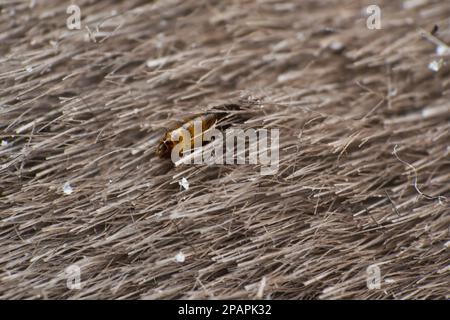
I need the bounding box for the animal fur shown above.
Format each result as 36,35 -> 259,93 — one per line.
0,0 -> 449,299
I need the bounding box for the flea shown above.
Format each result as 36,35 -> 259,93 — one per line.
156,104 -> 240,158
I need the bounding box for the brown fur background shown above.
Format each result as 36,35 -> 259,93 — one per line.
0,0 -> 449,299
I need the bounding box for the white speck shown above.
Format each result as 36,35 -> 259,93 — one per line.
388,88 -> 398,97
384,278 -> 396,284
25,65 -> 33,73
63,182 -> 73,195
146,57 -> 168,68
428,60 -> 441,72
436,45 -> 449,56
1,140 -> 8,147
179,177 -> 189,190
175,251 -> 185,263
329,41 -> 344,52
445,240 -> 450,248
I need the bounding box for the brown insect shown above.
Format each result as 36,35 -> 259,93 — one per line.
156,104 -> 240,158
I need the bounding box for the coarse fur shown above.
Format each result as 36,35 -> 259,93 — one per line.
0,0 -> 449,299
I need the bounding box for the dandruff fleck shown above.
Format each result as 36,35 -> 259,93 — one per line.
329,41 -> 344,52
25,65 -> 33,73
428,60 -> 441,72
175,251 -> 185,263
63,182 -> 73,195
436,45 -> 449,56
179,177 -> 189,191
1,140 -> 8,147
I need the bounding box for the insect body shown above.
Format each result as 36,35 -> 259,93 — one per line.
157,113 -> 220,158
156,104 -> 242,159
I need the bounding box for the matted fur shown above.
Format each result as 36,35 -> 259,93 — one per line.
0,0 -> 449,299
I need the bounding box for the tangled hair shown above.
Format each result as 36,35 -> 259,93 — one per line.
0,0 -> 449,299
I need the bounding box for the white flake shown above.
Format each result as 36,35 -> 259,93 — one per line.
146,57 -> 167,68
329,41 -> 344,52
436,45 -> 449,56
428,60 -> 441,72
175,251 -> 185,263
179,177 -> 189,190
63,182 -> 73,195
